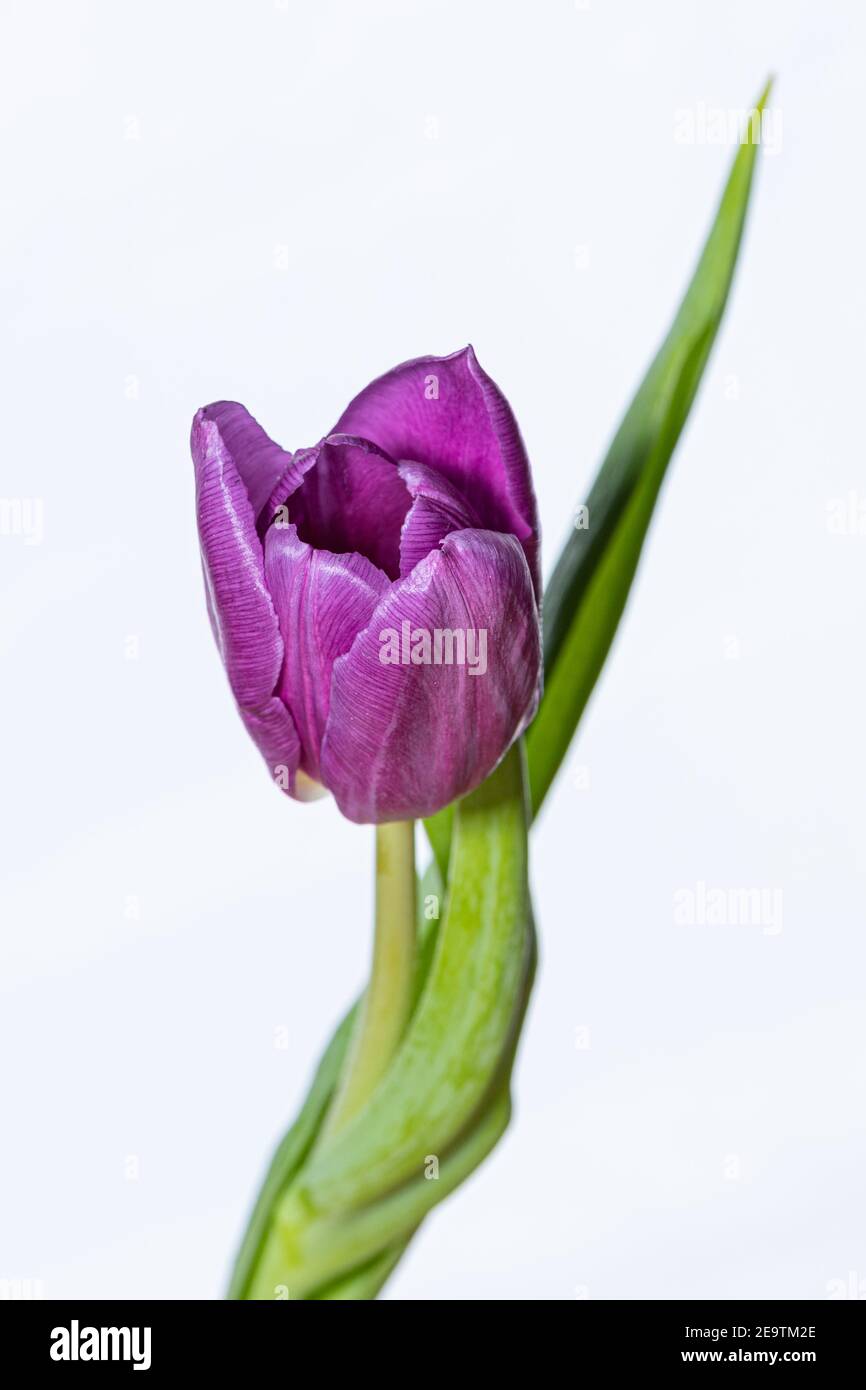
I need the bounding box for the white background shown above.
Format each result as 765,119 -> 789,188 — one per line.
2,0 -> 864,1301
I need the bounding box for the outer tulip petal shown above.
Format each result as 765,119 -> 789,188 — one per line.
320,529 -> 542,822
286,435 -> 410,580
397,460 -> 481,577
191,410 -> 302,790
264,525 -> 391,782
197,401 -> 299,519
333,346 -> 540,595
239,698 -> 316,795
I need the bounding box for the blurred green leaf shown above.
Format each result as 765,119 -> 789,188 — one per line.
527,81 -> 771,812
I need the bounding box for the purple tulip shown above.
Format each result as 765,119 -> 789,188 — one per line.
191,347 -> 541,823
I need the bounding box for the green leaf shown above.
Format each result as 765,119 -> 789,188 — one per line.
295,1089 -> 513,1299
292,743 -> 527,1206
241,743 -> 534,1298
424,802 -> 454,880
423,82 -> 769,864
527,80 -> 771,813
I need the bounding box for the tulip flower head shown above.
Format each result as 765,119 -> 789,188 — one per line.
191,347 -> 541,823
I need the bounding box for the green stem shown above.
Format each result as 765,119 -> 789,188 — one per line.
320,820 -> 416,1140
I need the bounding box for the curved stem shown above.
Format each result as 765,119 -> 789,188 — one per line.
320,820 -> 416,1140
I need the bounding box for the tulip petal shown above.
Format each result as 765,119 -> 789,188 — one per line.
262,445 -> 318,533
320,529 -> 541,822
191,410 -> 302,789
264,525 -> 391,781
397,460 -> 481,577
197,401 -> 299,519
286,435 -> 410,580
333,346 -> 540,595
239,698 -> 311,794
